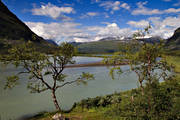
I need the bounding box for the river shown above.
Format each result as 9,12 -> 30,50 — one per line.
0,57 -> 138,120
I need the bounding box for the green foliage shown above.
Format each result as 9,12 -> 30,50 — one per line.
4,75 -> 19,89
76,72 -> 95,85
129,79 -> 173,119
0,42 -> 94,112
103,26 -> 180,119
78,93 -> 121,109
74,41 -> 129,54
28,55 -> 180,120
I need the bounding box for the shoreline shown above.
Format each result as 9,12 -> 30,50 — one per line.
65,62 -> 127,68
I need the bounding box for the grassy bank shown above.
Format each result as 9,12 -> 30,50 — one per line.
28,55 -> 180,120
77,53 -> 113,58
28,91 -> 132,120
166,56 -> 180,80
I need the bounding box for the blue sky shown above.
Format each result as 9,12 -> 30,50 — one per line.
2,0 -> 180,43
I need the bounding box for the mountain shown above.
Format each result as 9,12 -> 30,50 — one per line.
46,39 -> 58,46
166,27 -> 180,50
137,36 -> 161,44
0,1 -> 55,53
99,36 -> 131,42
69,42 -> 82,46
71,36 -> 162,54
70,40 -> 127,54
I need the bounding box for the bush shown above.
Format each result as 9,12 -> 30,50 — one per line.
78,93 -> 121,109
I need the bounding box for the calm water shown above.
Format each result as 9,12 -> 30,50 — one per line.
0,57 -> 138,120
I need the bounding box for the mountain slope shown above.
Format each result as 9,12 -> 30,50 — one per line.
0,1 -> 55,53
71,40 -> 127,54
71,37 -> 162,54
166,27 -> 180,50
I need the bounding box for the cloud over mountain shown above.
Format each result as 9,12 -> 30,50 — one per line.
25,22 -> 132,44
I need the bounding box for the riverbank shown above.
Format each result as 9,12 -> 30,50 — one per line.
26,90 -> 132,120
28,55 -> 180,120
65,61 -> 127,68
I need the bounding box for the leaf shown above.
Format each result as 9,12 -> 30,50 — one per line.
76,72 -> 94,85
44,71 -> 52,76
4,75 -> 19,89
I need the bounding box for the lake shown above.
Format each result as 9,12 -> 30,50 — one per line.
0,57 -> 138,120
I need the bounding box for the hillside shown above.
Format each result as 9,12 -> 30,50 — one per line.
71,37 -> 162,54
71,40 -> 127,54
166,27 -> 180,50
0,1 -> 55,53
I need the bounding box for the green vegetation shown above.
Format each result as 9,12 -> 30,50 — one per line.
0,42 -> 94,114
103,26 -> 180,119
0,4 -> 180,118
166,55 -> 180,80
72,27 -> 180,55
72,40 -> 128,54
26,27 -> 180,120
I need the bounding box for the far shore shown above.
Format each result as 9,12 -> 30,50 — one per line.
65,62 -> 128,68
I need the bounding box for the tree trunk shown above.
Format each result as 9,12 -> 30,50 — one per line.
51,89 -> 61,112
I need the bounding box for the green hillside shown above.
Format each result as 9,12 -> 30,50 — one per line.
72,40 -> 128,54
72,37 -> 161,54
0,1 -> 55,53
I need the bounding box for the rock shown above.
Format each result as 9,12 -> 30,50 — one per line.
52,113 -> 63,120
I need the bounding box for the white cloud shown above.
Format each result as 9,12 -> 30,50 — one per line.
25,22 -> 133,43
162,0 -> 171,2
75,23 -> 133,42
132,1 -> 162,15
25,22 -> 82,44
164,8 -> 180,13
127,20 -> 149,28
103,12 -> 110,18
121,3 -> 130,10
132,1 -> 180,15
151,16 -> 180,28
149,17 -> 175,38
99,1 -> 130,13
97,23 -> 132,37
91,0 -> 100,3
173,0 -> 180,6
127,16 -> 180,39
80,12 -> 99,18
87,12 -> 99,16
100,1 -> 120,11
31,2 -> 75,19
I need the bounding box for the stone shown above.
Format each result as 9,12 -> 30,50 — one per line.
52,113 -> 63,120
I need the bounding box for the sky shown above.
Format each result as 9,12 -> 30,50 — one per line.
2,0 -> 180,43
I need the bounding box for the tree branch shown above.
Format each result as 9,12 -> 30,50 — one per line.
55,79 -> 78,90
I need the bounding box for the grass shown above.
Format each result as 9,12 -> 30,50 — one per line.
166,55 -> 180,80
29,107 -> 117,120
27,55 -> 180,120
28,91 -> 132,120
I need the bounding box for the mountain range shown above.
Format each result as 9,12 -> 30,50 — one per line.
70,36 -> 163,54
0,0 -> 179,54
70,29 -> 180,54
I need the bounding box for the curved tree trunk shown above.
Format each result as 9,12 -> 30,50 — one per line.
51,89 -> 61,112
